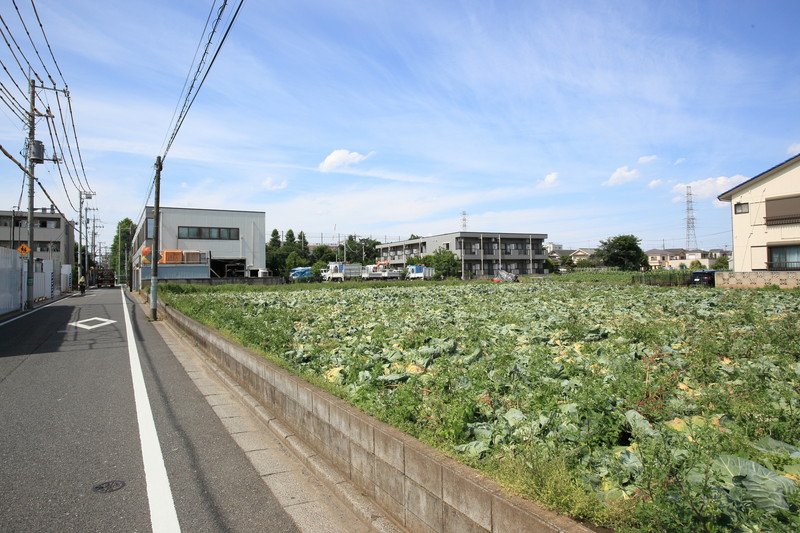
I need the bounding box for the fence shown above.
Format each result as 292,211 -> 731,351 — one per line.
631,270 -> 692,287
0,247 -> 22,315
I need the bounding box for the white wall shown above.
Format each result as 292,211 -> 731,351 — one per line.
0,247 -> 22,314
159,208 -> 266,267
729,162 -> 800,272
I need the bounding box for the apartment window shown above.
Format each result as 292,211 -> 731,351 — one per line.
178,226 -> 239,240
734,202 -> 749,214
768,245 -> 800,271
765,195 -> 800,226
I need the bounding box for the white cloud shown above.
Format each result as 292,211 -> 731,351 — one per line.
674,158 -> 686,165
638,155 -> 657,164
537,171 -> 559,189
648,179 -> 663,188
604,166 -> 640,186
671,175 -> 745,204
261,177 -> 288,190
788,143 -> 800,155
318,149 -> 372,172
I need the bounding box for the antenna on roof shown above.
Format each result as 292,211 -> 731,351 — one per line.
461,210 -> 468,231
685,186 -> 697,250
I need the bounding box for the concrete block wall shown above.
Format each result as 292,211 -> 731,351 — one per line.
716,271 -> 800,289
161,303 -> 592,533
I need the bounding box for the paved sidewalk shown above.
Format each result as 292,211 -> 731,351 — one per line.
149,311 -> 377,533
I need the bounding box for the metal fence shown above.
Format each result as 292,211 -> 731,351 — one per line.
0,247 -> 22,314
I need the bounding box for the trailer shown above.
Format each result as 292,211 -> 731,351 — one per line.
406,264 -> 435,280
322,262 -> 362,282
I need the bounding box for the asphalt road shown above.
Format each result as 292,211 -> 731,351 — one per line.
0,287 -> 299,532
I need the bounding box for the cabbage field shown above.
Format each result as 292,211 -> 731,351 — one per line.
160,281 -> 800,532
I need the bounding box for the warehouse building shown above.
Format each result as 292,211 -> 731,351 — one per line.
131,206 -> 266,289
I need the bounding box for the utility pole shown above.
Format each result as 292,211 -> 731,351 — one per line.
150,156 -> 162,320
25,79 -> 36,309
117,221 -> 121,283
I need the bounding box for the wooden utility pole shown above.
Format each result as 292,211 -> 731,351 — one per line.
150,156 -> 162,320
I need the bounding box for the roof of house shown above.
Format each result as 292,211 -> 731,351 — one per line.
645,248 -> 687,255
717,152 -> 800,201
572,247 -> 597,255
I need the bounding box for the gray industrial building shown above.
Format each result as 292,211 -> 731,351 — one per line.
131,206 -> 266,289
377,231 -> 548,277
0,207 -> 75,266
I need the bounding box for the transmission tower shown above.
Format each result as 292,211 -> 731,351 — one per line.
685,186 -> 697,250
461,211 -> 468,231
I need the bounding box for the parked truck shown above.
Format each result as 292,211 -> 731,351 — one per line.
322,262 -> 362,282
289,266 -> 314,282
95,268 -> 116,288
361,262 -> 401,280
405,264 -> 435,280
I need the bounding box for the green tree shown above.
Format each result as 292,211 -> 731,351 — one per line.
559,255 -> 575,269
297,231 -> 310,257
285,250 -> 309,276
405,255 -> 432,267
711,255 -> 729,270
689,259 -> 703,270
284,229 -> 296,245
311,260 -> 329,279
268,229 -> 281,249
429,248 -> 460,279
595,235 -> 648,271
545,257 -> 558,273
109,218 -> 135,283
408,234 -> 421,240
339,235 -> 381,264
312,244 -> 336,264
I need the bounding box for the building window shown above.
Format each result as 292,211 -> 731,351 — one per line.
178,226 -> 239,240
765,195 -> 800,226
734,202 -> 749,214
768,245 -> 800,271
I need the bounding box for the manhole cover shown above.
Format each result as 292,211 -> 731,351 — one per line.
92,480 -> 126,493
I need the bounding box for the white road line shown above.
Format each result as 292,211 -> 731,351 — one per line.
120,288 -> 181,532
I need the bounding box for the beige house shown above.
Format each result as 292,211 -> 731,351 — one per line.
718,153 -> 800,272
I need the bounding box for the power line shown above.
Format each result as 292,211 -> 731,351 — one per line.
0,12 -> 44,84
44,109 -> 80,211
162,0 -> 245,161
0,89 -> 25,122
52,89 -> 86,191
64,90 -> 91,192
29,0 -> 65,85
162,0 -> 230,159
11,0 -> 54,85
159,0 -> 220,155
0,57 -> 27,100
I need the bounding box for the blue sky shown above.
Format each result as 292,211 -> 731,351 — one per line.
1,0 -> 799,252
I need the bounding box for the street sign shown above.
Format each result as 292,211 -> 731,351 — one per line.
16,244 -> 30,255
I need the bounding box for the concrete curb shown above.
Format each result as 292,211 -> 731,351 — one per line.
157,299 -> 595,533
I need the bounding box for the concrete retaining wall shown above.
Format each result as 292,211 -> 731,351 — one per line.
716,271 -> 800,289
160,303 -> 592,533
